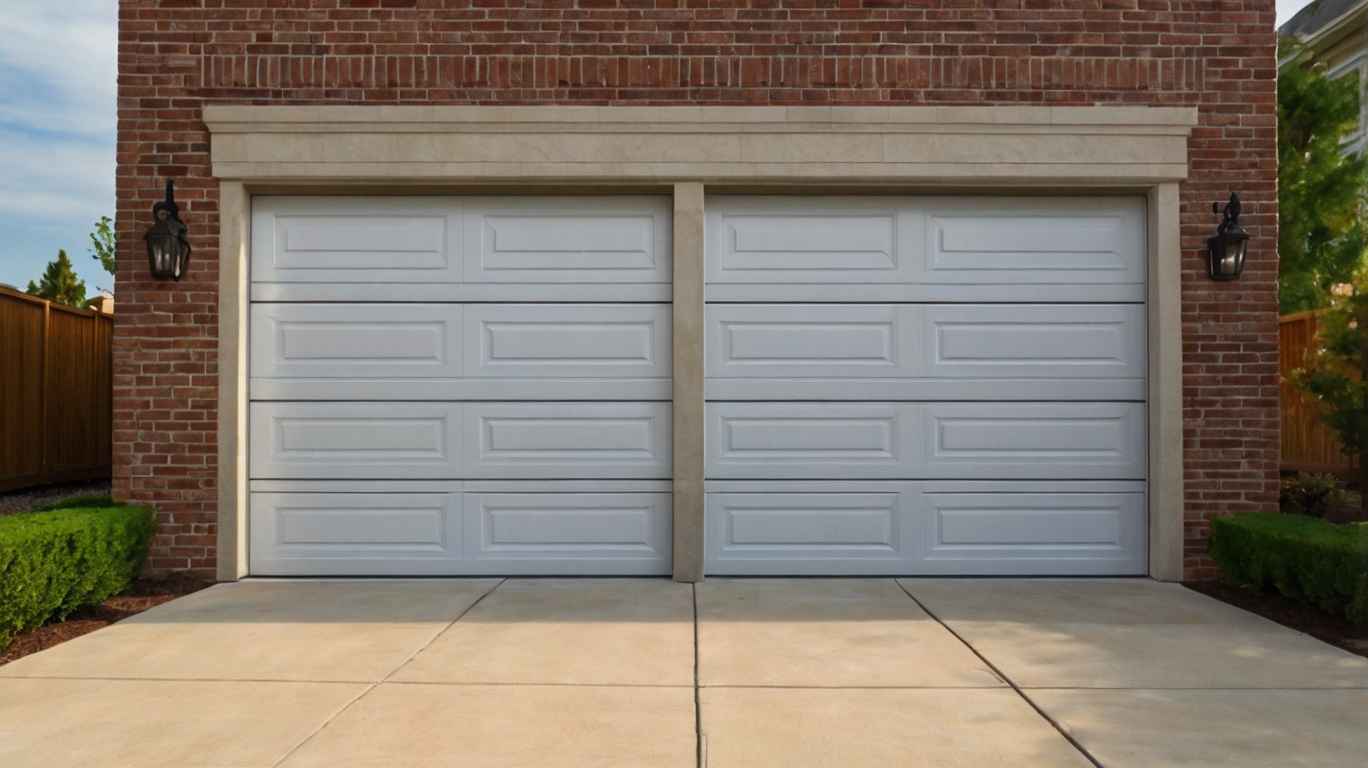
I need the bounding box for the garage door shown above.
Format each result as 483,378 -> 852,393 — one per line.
703,196 -> 1148,576
247,197 -> 673,575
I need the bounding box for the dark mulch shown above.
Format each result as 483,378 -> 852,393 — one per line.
0,480 -> 113,516
0,573 -> 213,666
1186,580 -> 1368,659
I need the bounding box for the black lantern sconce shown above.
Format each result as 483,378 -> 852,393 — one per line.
145,180 -> 191,280
1207,192 -> 1248,281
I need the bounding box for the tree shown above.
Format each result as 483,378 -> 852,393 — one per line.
1278,38 -> 1368,313
89,215 -> 116,278
26,250 -> 87,308
1295,279 -> 1368,518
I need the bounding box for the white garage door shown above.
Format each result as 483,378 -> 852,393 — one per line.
703,196 -> 1148,576
247,197 -> 674,575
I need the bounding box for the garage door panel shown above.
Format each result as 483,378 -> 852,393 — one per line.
251,303 -> 462,383
704,196 -> 1145,302
707,403 -> 918,479
464,492 -> 671,574
707,403 -> 1144,479
250,492 -> 462,576
251,196 -> 671,301
707,304 -> 915,380
917,491 -> 1147,575
249,488 -> 672,575
250,403 -> 463,480
704,483 -> 1145,575
923,403 -> 1146,479
709,200 -> 915,282
925,305 -> 1144,380
250,303 -> 670,400
924,199 -> 1144,283
464,403 -> 671,479
464,304 -> 670,380
252,197 -> 460,284
705,304 -> 1144,399
462,198 -> 671,285
706,492 -> 908,575
706,379 -> 1144,401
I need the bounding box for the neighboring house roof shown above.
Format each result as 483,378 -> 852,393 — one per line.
1281,0 -> 1366,38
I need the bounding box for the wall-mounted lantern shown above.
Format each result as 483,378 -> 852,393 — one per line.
1207,192 -> 1248,281
145,180 -> 191,280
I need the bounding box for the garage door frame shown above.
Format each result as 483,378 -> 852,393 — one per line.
207,105 -> 1193,582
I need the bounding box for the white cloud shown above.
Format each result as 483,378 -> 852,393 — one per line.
0,1 -> 117,139
0,0 -> 116,233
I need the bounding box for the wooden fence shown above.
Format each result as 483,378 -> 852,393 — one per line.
0,285 -> 114,493
1280,309 -> 1355,474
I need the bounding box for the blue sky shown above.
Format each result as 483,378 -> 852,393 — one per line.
0,1 -> 116,294
0,0 -> 1324,295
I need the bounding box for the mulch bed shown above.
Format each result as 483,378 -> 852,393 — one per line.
0,573 -> 213,666
1185,580 -> 1368,659
0,480 -> 112,516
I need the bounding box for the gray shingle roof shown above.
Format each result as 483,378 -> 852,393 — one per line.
1280,0 -> 1366,38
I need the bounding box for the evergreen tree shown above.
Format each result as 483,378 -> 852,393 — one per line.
26,249 -> 88,308
1279,39 -> 1368,313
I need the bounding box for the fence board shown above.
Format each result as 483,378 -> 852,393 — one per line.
0,286 -> 113,492
1280,310 -> 1355,474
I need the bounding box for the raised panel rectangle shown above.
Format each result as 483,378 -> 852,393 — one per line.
250,303 -> 670,400
464,403 -> 671,478
706,403 -> 918,479
463,198 -> 672,285
927,305 -> 1144,380
705,303 -> 1144,400
706,491 -> 906,575
918,491 -> 1146,575
707,198 -> 917,287
249,492 -> 462,575
706,304 -> 915,380
464,492 -> 670,573
250,403 -> 462,479
702,481 -> 1146,576
252,197 -> 458,284
704,196 -> 1145,302
252,196 -> 671,300
923,403 -> 1145,479
464,304 -> 670,380
924,198 -> 1145,285
251,303 -> 462,384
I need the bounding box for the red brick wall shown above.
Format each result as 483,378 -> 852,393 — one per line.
115,0 -> 1278,579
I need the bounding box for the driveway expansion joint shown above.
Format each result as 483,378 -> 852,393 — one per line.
895,579 -> 1105,768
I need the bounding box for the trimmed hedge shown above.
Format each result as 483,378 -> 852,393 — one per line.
1210,513 -> 1368,626
0,503 -> 156,648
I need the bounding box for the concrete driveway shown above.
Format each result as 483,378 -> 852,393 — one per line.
2,578 -> 1366,767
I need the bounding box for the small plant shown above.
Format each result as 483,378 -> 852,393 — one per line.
1280,473 -> 1347,518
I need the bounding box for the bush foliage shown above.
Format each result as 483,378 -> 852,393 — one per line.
0,504 -> 156,648
1278,473 -> 1346,518
1210,513 -> 1368,626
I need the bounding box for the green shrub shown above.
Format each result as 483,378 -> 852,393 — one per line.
1279,473 -> 1346,518
0,504 -> 156,648
1210,513 -> 1368,625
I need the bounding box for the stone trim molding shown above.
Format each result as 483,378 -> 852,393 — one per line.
205,104 -> 1197,185
210,105 -> 1192,582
